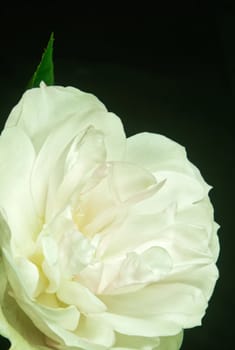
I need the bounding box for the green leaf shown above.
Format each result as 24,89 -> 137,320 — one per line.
27,33 -> 54,89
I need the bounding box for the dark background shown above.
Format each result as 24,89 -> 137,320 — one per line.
0,3 -> 234,350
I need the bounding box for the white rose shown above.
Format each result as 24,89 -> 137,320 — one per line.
0,83 -> 219,350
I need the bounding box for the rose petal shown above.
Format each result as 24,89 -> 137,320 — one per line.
0,127 -> 39,256
125,132 -> 203,182
5,85 -> 107,150
75,314 -> 115,348
99,283 -> 207,333
0,277 -> 50,350
113,332 -> 160,350
47,126 -> 107,219
57,281 -> 107,313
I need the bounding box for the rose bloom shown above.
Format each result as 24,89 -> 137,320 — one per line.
0,83 -> 219,350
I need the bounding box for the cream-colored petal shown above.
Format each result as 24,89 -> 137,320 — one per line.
14,257 -> 40,298
6,85 -> 125,222
165,262 -> 219,301
0,257 -> 49,350
75,315 -> 115,348
97,206 -> 175,259
40,234 -> 61,293
209,222 -> 220,261
126,132 -> 203,183
155,224 -> 217,266
134,170 -> 209,216
0,251 -> 9,339
112,331 -> 183,350
5,86 -> 125,221
57,281 -> 107,313
5,85 -> 106,150
16,296 -> 80,334
58,229 -> 96,279
101,247 -> 172,294
93,312 -> 181,337
64,126 -> 106,174
70,160 -> 165,241
46,126 -> 107,219
43,323 -> 107,350
71,165 -> 123,237
0,127 -> 39,256
78,263 -> 104,295
157,331 -> 183,350
176,198 -> 214,234
2,241 -> 80,339
113,332 -> 160,350
30,117 -> 92,219
98,180 -> 213,262
41,260 -> 60,294
107,162 -> 157,203
41,235 -> 58,266
99,283 -> 207,333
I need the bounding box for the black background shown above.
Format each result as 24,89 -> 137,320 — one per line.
0,3 -> 234,350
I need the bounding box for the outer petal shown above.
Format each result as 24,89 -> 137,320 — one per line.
112,332 -> 160,350
132,171 -> 209,216
0,241 -> 49,349
75,315 -> 115,348
112,331 -> 183,350
92,312 -> 181,338
15,86 -> 126,218
0,127 -> 39,256
6,84 -> 126,159
157,332 -> 184,350
125,132 -> 206,183
98,283 -> 207,336
5,85 -> 106,149
1,286 -> 54,350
